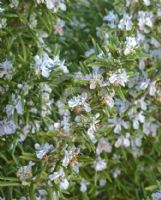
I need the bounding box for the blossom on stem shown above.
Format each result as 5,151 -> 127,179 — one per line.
35,143 -> 54,159
80,180 -> 90,193
68,93 -> 91,112
93,157 -> 107,172
96,137 -> 112,155
109,69 -> 128,87
124,36 -> 137,55
118,13 -> 133,31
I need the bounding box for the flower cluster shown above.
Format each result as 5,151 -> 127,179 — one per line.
0,0 -> 161,199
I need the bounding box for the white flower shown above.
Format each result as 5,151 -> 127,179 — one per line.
138,11 -> 154,30
62,150 -> 70,167
139,59 -> 145,70
128,108 -> 145,129
157,8 -> 161,17
132,136 -> 142,147
60,178 -> 69,190
58,2 -> 66,11
72,162 -> 81,174
29,13 -> 37,29
151,38 -> 160,48
45,0 -> 56,9
53,191 -> 57,200
35,143 -> 54,159
49,168 -> 65,181
123,137 -> 130,147
85,48 -> 95,57
99,179 -> 106,186
101,90 -> 115,108
115,136 -> 123,148
61,115 -> 70,133
68,96 -> 80,108
118,13 -> 133,31
89,73 -> 104,90
37,0 -> 66,11
0,18 -> 7,29
143,121 -> 158,137
15,95 -> 23,115
136,31 -> 145,43
150,49 -> 161,58
96,137 -> 112,155
34,52 -> 68,78
103,95 -> 114,108
80,180 -> 90,193
36,0 -> 45,4
54,122 -> 61,129
0,59 -> 13,78
109,69 -> 128,87
6,94 -> 23,116
103,11 -> 118,28
18,124 -> 31,142
115,98 -> 129,114
140,80 -> 149,90
36,0 -> 58,9
87,124 -> 97,143
108,116 -> 129,134
138,98 -> 147,111
56,101 -> 70,116
58,59 -> 69,73
75,115 -> 81,123
10,0 -> 19,8
143,0 -> 150,6
6,105 -> 14,118
68,93 -> 91,112
87,113 -> 100,143
112,168 -> 121,178
54,19 -> 65,35
94,157 -> 107,171
126,0 -> 138,6
133,112 -> 145,129
36,189 -> 48,199
149,81 -> 156,96
152,190 -> 161,200
0,7 -> 4,13
16,162 -> 34,186
48,168 -> 69,190
115,133 -> 131,148
130,136 -> 143,157
0,120 -> 17,136
124,36 -> 137,55
62,146 -> 80,167
34,52 -> 54,77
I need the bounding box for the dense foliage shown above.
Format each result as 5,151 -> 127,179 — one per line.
0,0 -> 161,199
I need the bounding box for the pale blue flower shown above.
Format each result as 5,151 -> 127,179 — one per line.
80,180 -> 90,193
0,120 -> 17,136
93,157 -> 107,171
109,69 -> 128,87
34,52 -> 68,78
152,190 -> 161,200
118,13 -> 133,31
103,11 -> 118,28
35,143 -> 54,159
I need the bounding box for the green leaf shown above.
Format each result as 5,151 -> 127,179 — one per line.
78,155 -> 94,163
117,86 -> 126,100
145,185 -> 158,191
20,153 -> 37,161
0,177 -> 18,181
0,182 -> 20,187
